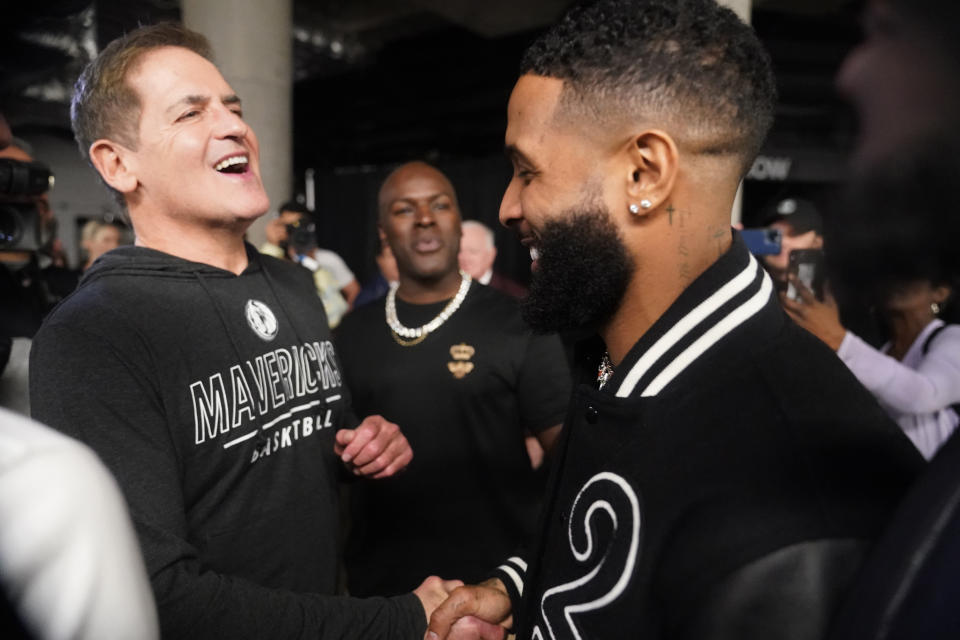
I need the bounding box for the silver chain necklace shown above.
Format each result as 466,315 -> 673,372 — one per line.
597,352 -> 615,390
385,271 -> 472,346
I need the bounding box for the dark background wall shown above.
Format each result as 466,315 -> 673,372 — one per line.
1,0 -> 864,283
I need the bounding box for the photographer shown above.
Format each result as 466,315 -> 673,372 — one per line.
260,201 -> 352,326
786,261 -> 960,460
0,111 -> 159,640
0,139 -> 57,414
756,196 -> 824,292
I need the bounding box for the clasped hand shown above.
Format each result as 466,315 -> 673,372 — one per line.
335,414 -> 412,478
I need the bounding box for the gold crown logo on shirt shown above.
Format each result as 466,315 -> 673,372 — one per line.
450,343 -> 475,361
448,343 -> 475,379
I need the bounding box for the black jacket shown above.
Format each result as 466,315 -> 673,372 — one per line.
495,234 -> 922,639
30,244 -> 425,639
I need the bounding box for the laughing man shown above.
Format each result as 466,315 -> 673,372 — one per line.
30,22 -> 455,639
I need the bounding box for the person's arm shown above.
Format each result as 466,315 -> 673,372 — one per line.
341,279 -> 361,308
837,328 -> 960,415
315,250 -> 360,307
29,323 -> 426,640
260,217 -> 289,258
784,280 -> 960,416
517,331 -> 571,459
427,578 -> 513,640
0,409 -> 159,640
780,280 -> 847,351
676,540 -> 867,640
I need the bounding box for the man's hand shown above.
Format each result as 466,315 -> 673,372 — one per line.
426,578 -> 513,640
335,414 -> 412,478
412,577 -> 503,640
415,576 -> 464,622
781,277 -> 847,351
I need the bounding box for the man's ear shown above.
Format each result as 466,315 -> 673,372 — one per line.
88,139 -> 138,194
624,130 -> 678,214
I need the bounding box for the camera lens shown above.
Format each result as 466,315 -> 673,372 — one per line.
0,205 -> 24,249
0,159 -> 54,196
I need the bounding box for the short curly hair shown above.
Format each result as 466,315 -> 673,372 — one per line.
71,23 -> 213,212
520,0 -> 776,175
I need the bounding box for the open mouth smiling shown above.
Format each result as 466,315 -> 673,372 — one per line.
214,154 -> 249,174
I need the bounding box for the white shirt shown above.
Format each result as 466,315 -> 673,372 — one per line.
838,319 -> 960,459
310,248 -> 356,290
0,409 -> 158,639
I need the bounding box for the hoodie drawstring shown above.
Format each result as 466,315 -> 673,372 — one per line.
195,270 -> 248,368
259,261 -> 308,347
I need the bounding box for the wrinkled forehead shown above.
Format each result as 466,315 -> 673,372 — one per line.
127,46 -> 234,113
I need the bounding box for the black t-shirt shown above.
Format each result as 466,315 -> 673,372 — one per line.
335,282 -> 570,595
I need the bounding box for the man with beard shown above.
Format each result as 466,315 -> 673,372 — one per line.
335,161 -> 569,597
427,1 -> 922,639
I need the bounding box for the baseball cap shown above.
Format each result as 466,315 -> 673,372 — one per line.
761,197 -> 823,236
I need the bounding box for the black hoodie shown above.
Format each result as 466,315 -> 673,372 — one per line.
30,244 -> 426,639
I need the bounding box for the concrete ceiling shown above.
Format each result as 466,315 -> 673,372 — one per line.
1,0 -> 863,166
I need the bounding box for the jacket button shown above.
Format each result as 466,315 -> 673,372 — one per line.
585,404 -> 599,424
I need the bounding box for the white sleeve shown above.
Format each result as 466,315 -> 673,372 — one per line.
313,249 -> 356,289
837,328 -> 960,414
0,410 -> 159,640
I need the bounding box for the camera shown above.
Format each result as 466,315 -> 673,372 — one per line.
0,158 -> 55,251
285,219 -> 317,256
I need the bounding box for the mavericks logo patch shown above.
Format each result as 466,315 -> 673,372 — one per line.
245,299 -> 279,341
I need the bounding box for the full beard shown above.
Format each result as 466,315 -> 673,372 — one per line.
521,206 -> 634,335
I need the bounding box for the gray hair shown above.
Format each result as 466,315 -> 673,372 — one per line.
462,219 -> 495,249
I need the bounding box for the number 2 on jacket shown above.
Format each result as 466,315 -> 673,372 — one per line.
533,472 -> 642,640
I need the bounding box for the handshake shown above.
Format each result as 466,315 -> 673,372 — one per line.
414,576 -> 514,640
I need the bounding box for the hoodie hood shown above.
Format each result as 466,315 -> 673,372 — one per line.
80,243 -> 263,289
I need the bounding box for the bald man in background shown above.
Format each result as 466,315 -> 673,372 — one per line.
336,161 -> 569,597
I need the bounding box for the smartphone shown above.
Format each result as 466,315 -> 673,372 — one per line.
741,227 -> 782,256
786,248 -> 824,302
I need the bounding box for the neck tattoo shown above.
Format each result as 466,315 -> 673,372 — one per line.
385,271 -> 472,347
